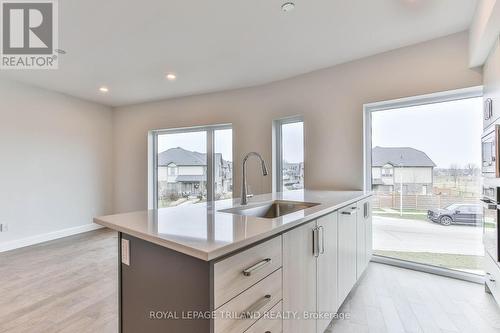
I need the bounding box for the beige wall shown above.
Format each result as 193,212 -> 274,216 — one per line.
0,79 -> 114,248
113,32 -> 481,213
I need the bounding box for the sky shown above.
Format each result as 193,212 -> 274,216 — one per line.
372,97 -> 483,168
282,121 -> 304,163
157,124 -> 305,164
157,128 -> 233,161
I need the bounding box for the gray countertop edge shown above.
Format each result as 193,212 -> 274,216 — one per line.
94,192 -> 372,261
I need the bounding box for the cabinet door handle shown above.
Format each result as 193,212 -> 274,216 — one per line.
240,294 -> 271,319
319,225 -> 325,254
313,227 -> 320,257
242,258 -> 272,276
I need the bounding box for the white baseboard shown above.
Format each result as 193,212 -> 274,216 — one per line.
0,223 -> 104,253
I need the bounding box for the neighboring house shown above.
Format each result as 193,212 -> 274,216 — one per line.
372,146 -> 436,195
282,162 -> 304,189
158,147 -> 232,198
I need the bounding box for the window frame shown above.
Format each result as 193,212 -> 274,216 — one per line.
273,116 -> 304,192
149,123 -> 232,209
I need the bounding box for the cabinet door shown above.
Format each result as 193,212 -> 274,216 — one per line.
356,200 -> 366,279
357,197 -> 373,275
483,41 -> 500,130
283,220 -> 317,333
365,199 -> 373,263
338,205 -> 357,307
317,212 -> 338,333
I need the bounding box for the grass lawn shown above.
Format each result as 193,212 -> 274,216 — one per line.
374,250 -> 483,272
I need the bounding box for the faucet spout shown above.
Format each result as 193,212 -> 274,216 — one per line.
241,152 -> 268,205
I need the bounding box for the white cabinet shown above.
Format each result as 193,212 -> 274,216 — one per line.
317,212 -> 339,333
283,212 -> 340,333
483,40 -> 500,130
485,253 -> 500,303
283,220 -> 317,333
283,197 -> 372,333
338,204 -> 358,306
356,197 -> 372,279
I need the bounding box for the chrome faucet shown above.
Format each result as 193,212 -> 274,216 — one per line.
241,152 -> 268,205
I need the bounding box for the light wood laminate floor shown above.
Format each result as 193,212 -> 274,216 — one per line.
1,229 -> 499,333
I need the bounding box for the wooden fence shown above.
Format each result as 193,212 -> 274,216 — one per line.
372,193 -> 480,211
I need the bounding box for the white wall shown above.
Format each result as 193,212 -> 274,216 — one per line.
469,0 -> 500,67
178,166 -> 204,176
0,79 -> 113,250
112,32 -> 481,213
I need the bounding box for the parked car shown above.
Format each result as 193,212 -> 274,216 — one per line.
427,203 -> 483,226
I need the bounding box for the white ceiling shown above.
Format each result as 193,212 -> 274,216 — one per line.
0,0 -> 477,107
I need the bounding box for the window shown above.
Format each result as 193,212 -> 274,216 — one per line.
150,124 -> 232,209
364,87 -> 484,279
274,117 -> 304,192
214,128 -> 233,200
167,165 -> 177,176
381,165 -> 393,177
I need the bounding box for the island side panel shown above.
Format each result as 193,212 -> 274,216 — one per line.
119,233 -> 211,333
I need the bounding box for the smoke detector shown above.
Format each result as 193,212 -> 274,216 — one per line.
281,2 -> 295,12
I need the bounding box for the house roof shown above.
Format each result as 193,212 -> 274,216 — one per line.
372,146 -> 436,167
158,147 -> 207,166
158,147 -> 231,170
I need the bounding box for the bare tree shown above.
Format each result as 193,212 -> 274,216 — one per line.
465,163 -> 478,177
449,164 -> 460,188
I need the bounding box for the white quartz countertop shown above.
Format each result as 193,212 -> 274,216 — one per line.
94,190 -> 372,261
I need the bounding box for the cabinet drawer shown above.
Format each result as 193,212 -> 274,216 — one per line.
214,269 -> 282,333
214,236 -> 282,308
245,301 -> 282,333
485,253 -> 500,303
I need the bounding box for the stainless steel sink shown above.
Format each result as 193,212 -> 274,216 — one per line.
219,200 -> 320,219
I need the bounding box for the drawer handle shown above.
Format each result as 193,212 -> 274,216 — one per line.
240,294 -> 271,319
242,258 -> 272,277
487,272 -> 496,282
341,211 -> 355,215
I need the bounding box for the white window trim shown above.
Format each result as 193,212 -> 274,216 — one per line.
272,116 -> 304,192
363,86 -> 483,191
148,123 -> 232,209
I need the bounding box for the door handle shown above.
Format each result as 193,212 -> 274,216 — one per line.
313,227 -> 320,257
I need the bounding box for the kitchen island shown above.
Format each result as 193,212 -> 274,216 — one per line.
94,190 -> 373,333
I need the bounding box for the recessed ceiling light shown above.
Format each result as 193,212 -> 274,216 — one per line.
166,73 -> 177,81
281,2 -> 295,12
99,86 -> 109,93
54,49 -> 66,54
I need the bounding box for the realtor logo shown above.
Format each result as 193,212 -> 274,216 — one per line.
1,0 -> 58,69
